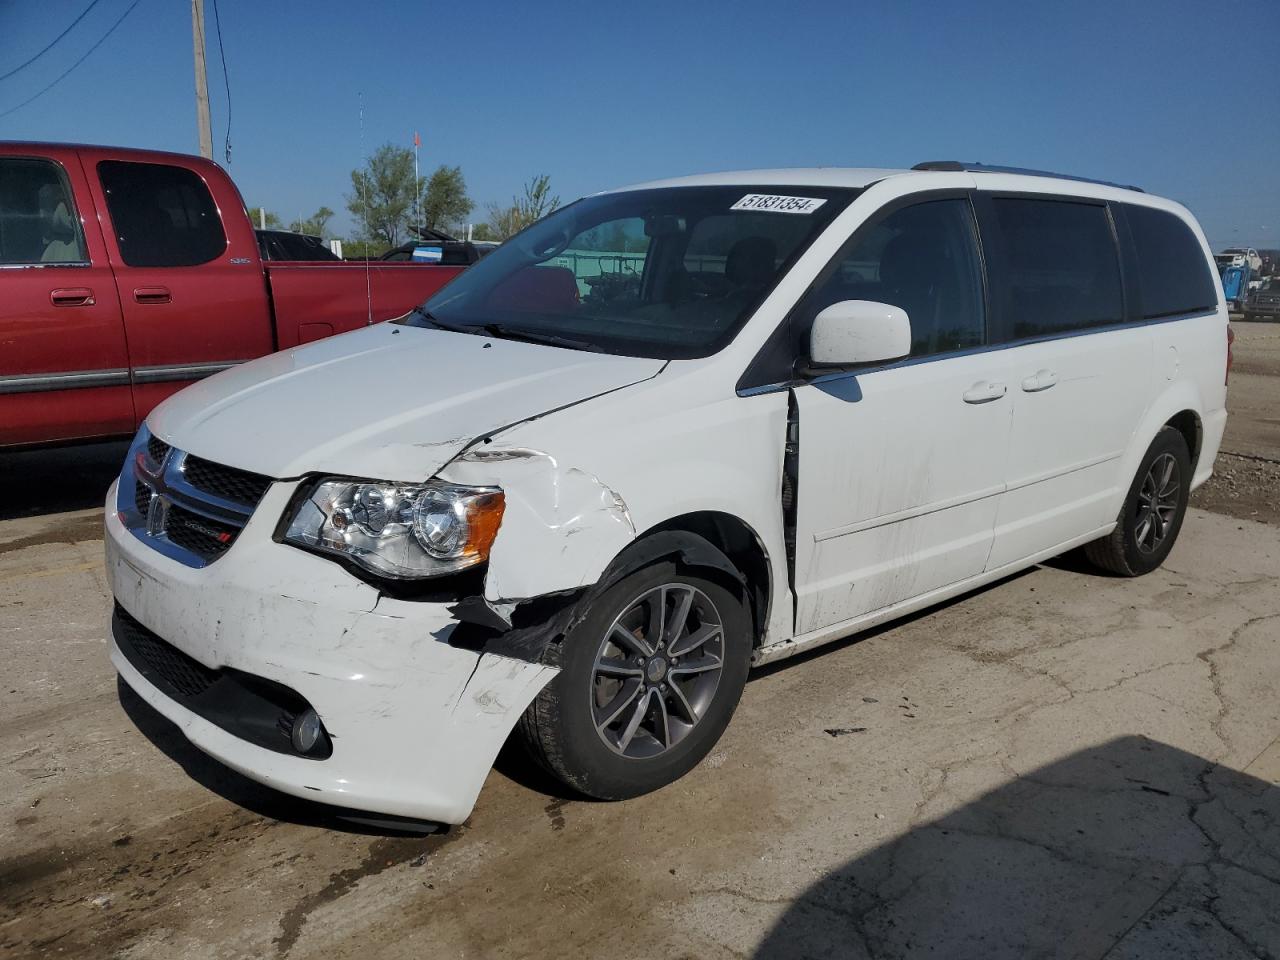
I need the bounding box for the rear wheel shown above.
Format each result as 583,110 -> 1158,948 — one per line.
518,560 -> 751,799
1084,426 -> 1191,576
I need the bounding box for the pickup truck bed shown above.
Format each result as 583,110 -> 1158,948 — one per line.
0,142 -> 463,447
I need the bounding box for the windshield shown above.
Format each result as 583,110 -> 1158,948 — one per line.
402,185 -> 857,359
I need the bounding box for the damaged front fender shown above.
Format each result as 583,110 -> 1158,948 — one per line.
442,445 -> 638,604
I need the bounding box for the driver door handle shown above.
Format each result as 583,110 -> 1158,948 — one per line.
50,287 -> 95,307
1021,369 -> 1058,392
962,380 -> 1007,404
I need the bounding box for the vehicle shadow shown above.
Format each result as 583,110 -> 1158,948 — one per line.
0,440 -> 130,520
752,736 -> 1280,959
116,679 -> 444,836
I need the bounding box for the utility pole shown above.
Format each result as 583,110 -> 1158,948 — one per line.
413,131 -> 422,239
191,0 -> 213,160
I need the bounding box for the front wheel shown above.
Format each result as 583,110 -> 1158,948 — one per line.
518,560 -> 751,800
1084,426 -> 1191,576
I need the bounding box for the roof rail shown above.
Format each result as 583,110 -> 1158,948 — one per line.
911,161 -> 1144,193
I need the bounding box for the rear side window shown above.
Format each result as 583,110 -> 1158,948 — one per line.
989,198 -> 1123,339
1123,205 -> 1218,319
99,160 -> 226,267
0,158 -> 88,265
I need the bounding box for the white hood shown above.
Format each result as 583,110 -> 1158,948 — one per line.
148,324 -> 664,479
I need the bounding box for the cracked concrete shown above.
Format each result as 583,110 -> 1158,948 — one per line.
1,497 -> 1278,957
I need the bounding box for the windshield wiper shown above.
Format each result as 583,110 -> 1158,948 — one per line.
408,309 -> 601,352
476,323 -> 602,352
408,306 -> 471,333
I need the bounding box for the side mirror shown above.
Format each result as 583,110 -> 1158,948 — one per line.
808,300 -> 911,369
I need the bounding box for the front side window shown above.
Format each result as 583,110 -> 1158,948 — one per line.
405,185 -> 857,359
0,158 -> 88,265
1123,205 -> 1218,319
990,198 -> 1123,339
98,160 -> 226,267
790,197 -> 986,360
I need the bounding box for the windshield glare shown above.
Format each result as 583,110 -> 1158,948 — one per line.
406,185 -> 856,359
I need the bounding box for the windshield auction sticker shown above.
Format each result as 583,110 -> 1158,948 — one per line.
731,194 -> 828,214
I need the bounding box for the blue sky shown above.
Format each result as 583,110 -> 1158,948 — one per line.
2,0 -> 1276,248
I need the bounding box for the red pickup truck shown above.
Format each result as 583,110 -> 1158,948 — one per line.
0,142 -> 464,447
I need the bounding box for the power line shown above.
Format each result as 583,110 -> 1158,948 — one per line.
0,0 -> 107,83
211,0 -> 232,164
0,0 -> 144,120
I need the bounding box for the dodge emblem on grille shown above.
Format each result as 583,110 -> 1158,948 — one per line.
145,493 -> 167,537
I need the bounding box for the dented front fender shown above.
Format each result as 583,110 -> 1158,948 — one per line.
441,446 -> 638,603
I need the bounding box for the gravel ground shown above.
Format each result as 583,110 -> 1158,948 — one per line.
1190,320 -> 1280,526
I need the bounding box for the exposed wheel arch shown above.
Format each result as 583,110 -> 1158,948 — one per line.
1164,409 -> 1202,471
618,512 -> 773,648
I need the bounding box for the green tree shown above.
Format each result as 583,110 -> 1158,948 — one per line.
486,174 -> 560,239
248,205 -> 281,229
419,165 -> 473,234
289,206 -> 335,239
346,144 -> 419,247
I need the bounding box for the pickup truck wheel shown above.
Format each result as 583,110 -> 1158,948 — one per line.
1084,426 -> 1191,577
519,560 -> 751,800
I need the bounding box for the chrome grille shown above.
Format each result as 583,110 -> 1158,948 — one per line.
120,428 -> 272,569
146,435 -> 171,468
182,455 -> 272,507
163,502 -> 238,560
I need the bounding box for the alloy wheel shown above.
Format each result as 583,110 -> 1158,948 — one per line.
589,583 -> 725,759
1134,452 -> 1180,554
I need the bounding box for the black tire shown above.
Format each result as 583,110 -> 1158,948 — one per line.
1084,426 -> 1191,577
518,559 -> 751,800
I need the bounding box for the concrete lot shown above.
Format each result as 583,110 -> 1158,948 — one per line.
2,323 -> 1278,959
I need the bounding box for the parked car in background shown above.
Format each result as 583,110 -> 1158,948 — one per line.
105,162 -> 1228,826
1216,247 -> 1262,274
379,227 -> 495,266
255,228 -> 340,262
0,142 -> 465,447
1246,276 -> 1280,321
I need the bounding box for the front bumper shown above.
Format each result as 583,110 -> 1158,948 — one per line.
105,479 -> 556,824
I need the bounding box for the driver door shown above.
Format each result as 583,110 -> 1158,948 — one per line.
792,196 -> 1014,635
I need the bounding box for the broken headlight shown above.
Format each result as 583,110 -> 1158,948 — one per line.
284,479 -> 504,579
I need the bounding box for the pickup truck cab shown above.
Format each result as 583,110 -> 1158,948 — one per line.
105,164 -> 1229,825
0,142 -> 462,447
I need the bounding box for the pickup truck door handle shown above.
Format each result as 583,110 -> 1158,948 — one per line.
1021,369 -> 1058,392
133,286 -> 172,304
962,380 -> 1007,404
49,287 -> 95,307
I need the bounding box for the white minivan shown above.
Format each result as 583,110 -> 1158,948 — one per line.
105,163 -> 1229,824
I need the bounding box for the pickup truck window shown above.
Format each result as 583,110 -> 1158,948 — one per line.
0,158 -> 88,266
409,185 -> 857,359
98,160 -> 226,267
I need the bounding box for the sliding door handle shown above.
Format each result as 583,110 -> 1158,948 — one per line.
962,380 -> 1007,404
133,286 -> 171,304
1021,369 -> 1058,392
50,287 -> 95,307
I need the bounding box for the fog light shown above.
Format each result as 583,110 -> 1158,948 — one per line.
291,709 -> 323,754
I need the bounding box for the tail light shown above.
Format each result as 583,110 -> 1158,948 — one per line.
1226,324 -> 1235,385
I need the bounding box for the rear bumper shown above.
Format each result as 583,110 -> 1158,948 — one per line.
105,479 -> 556,824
